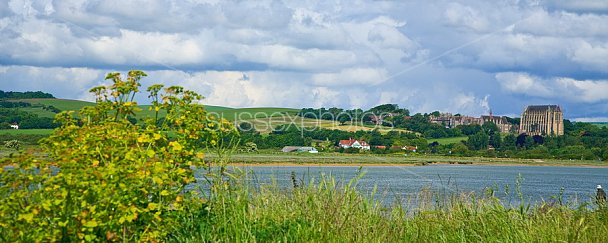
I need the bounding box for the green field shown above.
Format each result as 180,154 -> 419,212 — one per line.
428,136 -> 468,145
19,98 -> 94,111
0,129 -> 53,135
8,99 -> 411,135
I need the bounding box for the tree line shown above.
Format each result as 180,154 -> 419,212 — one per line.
433,120 -> 608,161
0,90 -> 55,99
237,123 -> 427,152
298,104 -> 518,139
0,108 -> 58,129
298,104 -> 410,125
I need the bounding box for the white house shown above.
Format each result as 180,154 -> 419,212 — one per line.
10,124 -> 19,129
338,138 -> 371,150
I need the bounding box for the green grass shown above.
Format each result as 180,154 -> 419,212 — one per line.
0,129 -> 53,135
429,136 -> 468,145
209,107 -> 299,121
16,107 -> 58,118
168,171 -> 608,242
19,98 -> 94,111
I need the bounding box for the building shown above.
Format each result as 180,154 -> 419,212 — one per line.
402,146 -> 418,152
429,112 -> 514,133
453,115 -> 483,127
281,146 -> 318,153
481,115 -> 513,133
10,123 -> 19,129
519,105 -> 564,136
338,138 -> 371,150
429,113 -> 456,128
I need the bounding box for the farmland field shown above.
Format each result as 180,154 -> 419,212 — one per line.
19,98 -> 94,111
428,136 -> 468,145
8,99 -> 412,134
0,129 -> 53,135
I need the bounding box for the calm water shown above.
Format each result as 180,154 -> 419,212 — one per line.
207,165 -> 608,205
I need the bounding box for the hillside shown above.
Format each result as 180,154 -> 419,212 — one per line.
2,99 -> 407,134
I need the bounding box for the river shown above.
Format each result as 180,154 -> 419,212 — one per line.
204,164 -> 608,206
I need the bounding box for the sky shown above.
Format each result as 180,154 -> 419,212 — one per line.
0,0 -> 607,121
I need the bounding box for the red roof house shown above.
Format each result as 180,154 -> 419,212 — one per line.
338,138 -> 370,150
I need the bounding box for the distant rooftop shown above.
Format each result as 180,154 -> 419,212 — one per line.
525,105 -> 561,112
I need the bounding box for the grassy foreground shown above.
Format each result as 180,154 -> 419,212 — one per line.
169,172 -> 608,242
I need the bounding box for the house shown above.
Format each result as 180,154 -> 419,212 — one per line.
338,138 -> 371,150
402,146 -> 417,152
10,123 -> 19,129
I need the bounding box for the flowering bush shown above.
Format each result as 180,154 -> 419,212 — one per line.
0,71 -> 236,241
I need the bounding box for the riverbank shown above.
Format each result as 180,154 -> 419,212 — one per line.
2,147 -> 607,167
208,152 -> 608,167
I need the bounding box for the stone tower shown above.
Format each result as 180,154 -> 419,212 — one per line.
519,105 -> 564,136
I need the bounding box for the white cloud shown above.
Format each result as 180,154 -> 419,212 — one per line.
86,29 -> 204,66
495,72 -> 553,97
496,72 -> 608,103
443,2 -> 489,31
570,42 -> 608,72
1,0 -> 608,119
448,93 -> 490,116
0,65 -> 102,100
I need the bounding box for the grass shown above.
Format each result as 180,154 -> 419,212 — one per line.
8,99 -> 412,134
168,170 -> 608,242
591,122 -> 608,128
18,98 -> 94,113
429,136 -> 468,145
0,129 -> 53,135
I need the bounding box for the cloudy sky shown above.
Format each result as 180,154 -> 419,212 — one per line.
1,0 -> 607,120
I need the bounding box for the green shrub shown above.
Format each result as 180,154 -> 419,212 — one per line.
0,71 -> 236,241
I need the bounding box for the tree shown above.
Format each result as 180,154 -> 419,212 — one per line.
482,122 -> 499,135
502,134 -> 516,150
238,121 -> 254,132
451,143 -> 469,156
0,122 -> 10,129
457,124 -> 482,135
337,114 -> 350,125
489,132 -> 502,149
467,131 -> 489,150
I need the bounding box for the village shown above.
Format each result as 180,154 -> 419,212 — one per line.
279,104 -> 564,154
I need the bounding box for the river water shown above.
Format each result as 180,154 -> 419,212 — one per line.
211,165 -> 608,206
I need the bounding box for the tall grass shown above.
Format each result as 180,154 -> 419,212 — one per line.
167,170 -> 608,242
